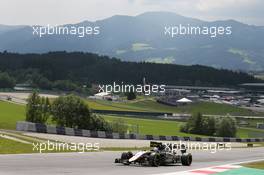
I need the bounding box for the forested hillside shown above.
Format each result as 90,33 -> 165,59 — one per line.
0,51 -> 259,92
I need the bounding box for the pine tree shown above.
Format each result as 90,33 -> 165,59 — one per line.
26,91 -> 42,123
26,91 -> 49,123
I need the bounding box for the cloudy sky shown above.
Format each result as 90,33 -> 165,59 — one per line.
0,0 -> 263,26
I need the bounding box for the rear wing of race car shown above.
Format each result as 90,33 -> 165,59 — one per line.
150,141 -> 188,153
150,141 -> 163,148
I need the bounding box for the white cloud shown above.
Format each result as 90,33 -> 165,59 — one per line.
195,0 -> 251,11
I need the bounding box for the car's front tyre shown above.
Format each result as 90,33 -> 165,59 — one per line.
121,152 -> 133,165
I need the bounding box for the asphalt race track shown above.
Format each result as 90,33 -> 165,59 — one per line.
0,147 -> 263,175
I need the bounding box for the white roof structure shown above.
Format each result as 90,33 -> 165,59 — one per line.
212,95 -> 220,99
257,99 -> 264,104
177,98 -> 192,103
94,92 -> 110,97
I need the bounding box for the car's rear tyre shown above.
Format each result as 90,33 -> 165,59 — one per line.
149,154 -> 160,167
181,153 -> 192,166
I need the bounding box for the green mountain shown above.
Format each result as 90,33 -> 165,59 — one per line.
0,12 -> 264,71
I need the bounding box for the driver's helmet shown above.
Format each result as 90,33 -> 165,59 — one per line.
153,147 -> 159,152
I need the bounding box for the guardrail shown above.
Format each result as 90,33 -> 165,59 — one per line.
91,109 -> 264,119
91,109 -> 172,116
16,121 -> 264,143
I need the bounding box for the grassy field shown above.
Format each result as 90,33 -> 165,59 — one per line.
87,99 -> 263,116
0,101 -> 25,130
237,118 -> 264,128
103,115 -> 203,137
238,127 -> 264,138
103,115 -> 264,138
243,161 -> 264,169
1,99 -> 264,138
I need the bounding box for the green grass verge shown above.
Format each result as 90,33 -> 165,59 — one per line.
0,136 -> 99,154
0,137 -> 36,154
102,147 -> 150,151
242,161 -> 264,169
216,167 -> 264,175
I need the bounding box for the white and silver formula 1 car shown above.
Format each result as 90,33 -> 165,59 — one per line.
114,142 -> 192,167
